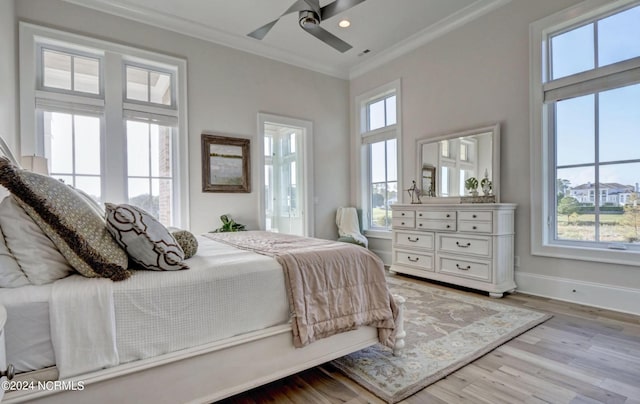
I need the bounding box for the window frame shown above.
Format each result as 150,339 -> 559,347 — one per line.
530,0 -> 640,266
36,43 -> 105,98
19,22 -> 189,228
355,79 -> 402,238
123,61 -> 177,109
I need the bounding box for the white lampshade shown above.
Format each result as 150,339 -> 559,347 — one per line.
20,155 -> 49,176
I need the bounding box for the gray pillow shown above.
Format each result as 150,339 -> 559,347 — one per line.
105,203 -> 188,271
0,158 -> 130,281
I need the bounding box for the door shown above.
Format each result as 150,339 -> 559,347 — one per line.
259,114 -> 313,236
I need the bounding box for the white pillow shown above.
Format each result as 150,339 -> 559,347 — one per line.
0,196 -> 73,285
0,222 -> 30,288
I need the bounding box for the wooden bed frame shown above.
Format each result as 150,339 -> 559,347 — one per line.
3,296 -> 405,403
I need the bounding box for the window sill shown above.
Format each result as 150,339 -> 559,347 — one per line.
533,242 -> 640,268
364,230 -> 392,240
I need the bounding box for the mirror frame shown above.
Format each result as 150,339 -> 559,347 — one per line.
416,123 -> 501,203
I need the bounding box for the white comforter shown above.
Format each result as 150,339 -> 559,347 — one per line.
50,236 -> 289,379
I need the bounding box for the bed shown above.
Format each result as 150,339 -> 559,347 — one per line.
0,163 -> 406,404
1,233 -> 405,404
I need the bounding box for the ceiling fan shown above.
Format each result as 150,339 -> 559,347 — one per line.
247,0 -> 366,53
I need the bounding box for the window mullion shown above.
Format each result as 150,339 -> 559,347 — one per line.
594,92 -> 601,242
103,51 -> 126,204
71,114 -> 77,187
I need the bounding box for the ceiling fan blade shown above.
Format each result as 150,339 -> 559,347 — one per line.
247,19 -> 279,40
320,0 -> 366,20
303,25 -> 352,53
247,0 -> 312,40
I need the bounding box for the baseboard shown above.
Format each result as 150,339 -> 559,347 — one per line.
370,248 -> 392,266
515,271 -> 640,316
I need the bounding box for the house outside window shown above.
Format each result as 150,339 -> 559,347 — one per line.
356,80 -> 401,234
20,23 -> 188,227
530,0 -> 640,264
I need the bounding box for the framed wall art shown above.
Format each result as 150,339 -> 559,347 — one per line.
201,134 -> 250,193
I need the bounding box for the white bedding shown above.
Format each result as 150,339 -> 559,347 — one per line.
0,284 -> 55,372
51,236 -> 290,378
1,236 -> 290,378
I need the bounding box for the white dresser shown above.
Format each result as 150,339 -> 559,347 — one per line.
390,203 -> 517,297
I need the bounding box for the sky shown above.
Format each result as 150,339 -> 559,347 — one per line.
551,4 -> 640,189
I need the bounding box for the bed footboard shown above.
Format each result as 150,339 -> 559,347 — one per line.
392,294 -> 406,356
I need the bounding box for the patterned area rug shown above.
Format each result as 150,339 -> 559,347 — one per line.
331,276 -> 552,403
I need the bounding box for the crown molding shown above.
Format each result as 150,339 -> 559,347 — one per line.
60,0 -> 349,79
348,0 -> 513,79
60,0 -> 512,81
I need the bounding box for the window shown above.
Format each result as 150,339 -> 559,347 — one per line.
356,80 -> 401,234
530,0 -> 640,265
20,23 -> 188,227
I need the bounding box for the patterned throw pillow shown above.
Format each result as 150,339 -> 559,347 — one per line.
171,230 -> 198,259
0,157 -> 131,281
105,203 -> 188,271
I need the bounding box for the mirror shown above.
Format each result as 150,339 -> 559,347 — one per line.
417,123 -> 500,202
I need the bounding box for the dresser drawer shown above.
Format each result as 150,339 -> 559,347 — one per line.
458,211 -> 492,221
392,217 -> 415,228
439,234 -> 491,257
439,256 -> 491,281
393,210 -> 415,219
458,221 -> 492,233
394,249 -> 434,271
394,231 -> 434,250
416,211 -> 456,220
417,219 -> 456,232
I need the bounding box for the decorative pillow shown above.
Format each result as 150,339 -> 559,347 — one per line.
0,218 -> 30,288
70,185 -> 105,218
0,196 -> 73,285
171,230 -> 198,259
0,158 -> 130,281
105,203 -> 188,271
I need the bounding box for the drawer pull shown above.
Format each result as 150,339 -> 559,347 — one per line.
401,222 -> 405,226
456,241 -> 471,248
401,212 -> 406,216
407,256 -> 419,262
446,214 -> 451,218
456,264 -> 471,270
418,223 -> 423,227
407,237 -> 420,242
472,214 -> 477,218
473,226 -> 477,230
418,213 -> 423,217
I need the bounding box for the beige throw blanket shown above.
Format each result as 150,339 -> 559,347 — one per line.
205,231 -> 397,348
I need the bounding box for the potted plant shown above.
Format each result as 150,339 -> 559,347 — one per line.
465,177 -> 479,197
210,214 -> 247,232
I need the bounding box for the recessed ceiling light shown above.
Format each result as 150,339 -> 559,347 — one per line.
338,19 -> 351,28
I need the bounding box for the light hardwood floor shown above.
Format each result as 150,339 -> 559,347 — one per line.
220,274 -> 640,404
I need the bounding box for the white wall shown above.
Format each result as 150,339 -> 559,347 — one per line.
350,0 -> 640,312
14,0 -> 350,239
0,0 -> 18,151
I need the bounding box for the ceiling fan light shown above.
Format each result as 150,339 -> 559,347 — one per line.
338,19 -> 351,28
299,10 -> 320,29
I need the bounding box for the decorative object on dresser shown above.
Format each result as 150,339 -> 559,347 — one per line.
390,203 -> 516,298
464,176 -> 479,196
407,180 -> 421,204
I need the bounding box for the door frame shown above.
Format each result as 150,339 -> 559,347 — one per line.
257,113 -> 314,237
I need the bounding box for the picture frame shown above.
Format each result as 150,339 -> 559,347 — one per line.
201,134 -> 250,193
422,164 -> 436,197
